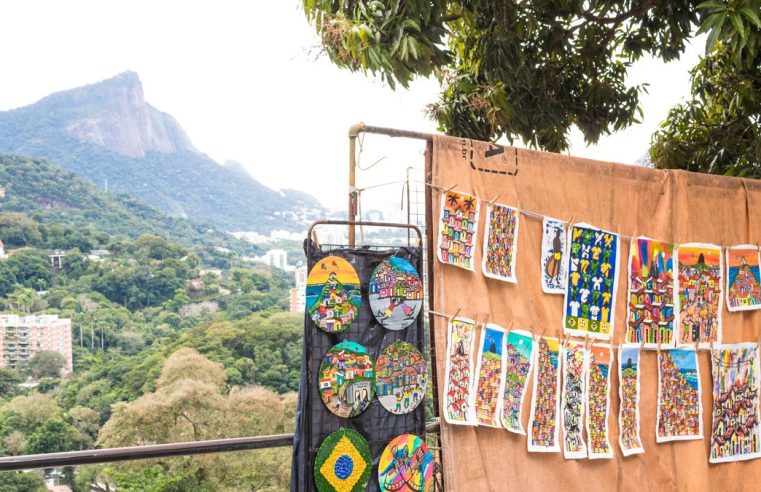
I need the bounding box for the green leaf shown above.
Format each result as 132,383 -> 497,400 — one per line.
739,7 -> 761,28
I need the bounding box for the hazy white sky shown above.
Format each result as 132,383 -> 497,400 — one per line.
0,1 -> 705,211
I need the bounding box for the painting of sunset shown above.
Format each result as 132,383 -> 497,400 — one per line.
675,243 -> 722,346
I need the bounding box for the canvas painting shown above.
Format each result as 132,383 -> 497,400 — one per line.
500,329 -> 535,434
318,341 -> 375,418
618,344 -> 644,456
586,344 -> 613,459
625,237 -> 675,348
561,340 -> 587,459
656,348 -> 702,442
725,245 -> 761,312
314,428 -> 372,492
443,317 -> 477,425
563,223 -> 620,339
375,340 -> 427,415
709,343 -> 761,463
378,433 -> 435,492
437,190 -> 480,270
307,255 -> 361,333
527,336 -> 561,452
541,217 -> 567,294
482,202 -> 520,282
368,257 -> 424,330
473,323 -> 507,427
675,243 -> 722,347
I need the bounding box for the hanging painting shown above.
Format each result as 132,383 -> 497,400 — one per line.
560,340 -> 587,459
586,344 -> 613,459
474,323 -> 507,427
709,343 -> 761,463
318,341 -> 375,418
437,190 -> 480,271
501,329 -> 535,434
527,336 -> 561,452
378,433 -> 435,492
675,243 -> 723,347
625,237 -> 675,348
443,317 -> 477,425
375,340 -> 427,415
563,223 -> 620,339
314,428 -> 372,492
725,245 -> 761,312
307,255 -> 361,333
482,202 -> 520,282
369,257 -> 424,330
656,348 -> 702,442
541,217 -> 567,294
618,344 -> 644,456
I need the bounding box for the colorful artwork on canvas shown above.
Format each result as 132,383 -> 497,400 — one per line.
375,340 -> 427,415
501,329 -> 535,434
563,223 -> 620,339
675,243 -> 722,347
443,317 -> 477,425
541,217 -> 567,294
307,256 -> 361,333
618,344 -> 644,456
318,341 -> 375,418
586,344 -> 613,459
314,428 -> 372,492
625,237 -> 675,347
528,336 -> 561,452
369,257 -> 424,330
482,203 -> 519,282
725,245 -> 761,312
709,343 -> 761,463
474,323 -> 507,427
561,340 -> 587,459
378,433 -> 434,492
437,191 -> 480,270
656,348 -> 702,442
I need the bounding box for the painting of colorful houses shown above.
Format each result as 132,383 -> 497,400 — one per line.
375,340 -> 427,415
501,330 -> 534,434
444,317 -> 477,425
726,245 -> 761,312
675,243 -> 723,346
306,256 -> 361,333
474,324 -> 506,428
369,257 -> 424,330
318,341 -> 375,418
656,348 -> 702,442
527,337 -> 561,452
437,191 -> 480,271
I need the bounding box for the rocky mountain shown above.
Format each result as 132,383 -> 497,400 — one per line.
0,72 -> 325,232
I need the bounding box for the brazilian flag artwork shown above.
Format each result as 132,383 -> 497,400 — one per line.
314,428 -> 371,492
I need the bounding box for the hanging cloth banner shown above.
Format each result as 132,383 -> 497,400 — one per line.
656,348 -> 703,442
618,344 -> 645,456
540,217 -> 568,294
501,329 -> 535,434
561,340 -> 588,459
586,344 -> 614,459
725,245 -> 761,312
473,323 -> 507,427
527,336 -> 562,452
675,243 -> 723,347
443,317 -> 478,425
482,202 -> 520,282
437,190 -> 480,271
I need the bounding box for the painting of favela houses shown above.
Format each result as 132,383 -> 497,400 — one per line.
527,336 -> 561,452
725,245 -> 761,312
307,256 -> 361,334
368,257 -> 424,330
443,317 -> 477,425
500,329 -> 535,434
586,344 -> 613,459
618,344 -> 644,456
375,340 -> 427,415
473,323 -> 507,428
675,243 -> 723,347
437,191 -> 480,271
656,348 -> 702,442
319,341 -> 375,418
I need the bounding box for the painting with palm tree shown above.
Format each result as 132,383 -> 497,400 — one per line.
437,190 -> 480,271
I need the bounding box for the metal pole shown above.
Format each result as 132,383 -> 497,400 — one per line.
347,124 -> 364,246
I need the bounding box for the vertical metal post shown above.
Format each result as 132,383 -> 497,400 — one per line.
348,124 -> 364,247
406,166 -> 412,246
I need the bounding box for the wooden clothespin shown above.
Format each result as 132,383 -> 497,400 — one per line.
448,308 -> 462,324
488,194 -> 502,207
442,184 -> 458,196
506,320 -> 515,334
639,335 -> 646,351
562,332 -> 572,348
537,327 -> 546,342
567,214 -> 576,226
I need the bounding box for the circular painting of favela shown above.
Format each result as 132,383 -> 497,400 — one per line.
307,256 -> 361,333
375,340 -> 427,415
369,257 -> 423,330
319,341 -> 375,418
378,433 -> 434,492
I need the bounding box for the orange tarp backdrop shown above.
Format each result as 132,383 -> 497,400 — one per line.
430,135 -> 761,491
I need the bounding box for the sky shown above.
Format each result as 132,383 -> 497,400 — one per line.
0,1 -> 706,213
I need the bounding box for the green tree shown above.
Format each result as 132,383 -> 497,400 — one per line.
4,249 -> 50,290
0,368 -> 22,397
24,418 -> 78,454
0,471 -> 46,492
27,350 -> 67,378
0,212 -> 42,247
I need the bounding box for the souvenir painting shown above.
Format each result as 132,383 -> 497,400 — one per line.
443,317 -> 477,425
625,237 -> 675,348
369,257 -> 424,330
437,190 -> 480,271
656,348 -> 702,442
586,344 -> 613,459
618,344 -> 644,456
378,433 -> 434,492
482,202 -> 520,283
307,256 -> 361,333
501,329 -> 535,434
561,340 -> 587,459
314,428 -> 372,492
725,245 -> 761,312
473,323 -> 507,427
675,243 -> 722,347
541,217 -> 567,294
709,343 -> 761,463
527,336 -> 561,452
375,340 -> 427,415
563,223 -> 620,340
319,341 -> 375,418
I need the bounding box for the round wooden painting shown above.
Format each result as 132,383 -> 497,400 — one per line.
378,433 -> 434,492
319,341 -> 375,418
307,255 -> 361,333
369,257 -> 423,330
375,340 -> 427,415
314,428 -> 371,492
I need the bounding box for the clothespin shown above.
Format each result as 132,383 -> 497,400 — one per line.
448,308 -> 462,324
537,327 -> 546,342
567,214 -> 576,226
442,184 -> 458,196
694,339 -> 700,353
639,335 -> 646,351
488,194 -> 502,207
657,340 -> 662,355
562,332 -> 572,348
506,320 -> 515,334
